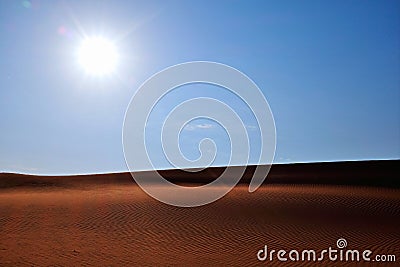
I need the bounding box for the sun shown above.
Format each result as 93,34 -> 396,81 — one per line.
78,36 -> 118,76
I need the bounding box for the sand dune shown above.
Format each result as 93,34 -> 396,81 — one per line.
1,160 -> 398,189
0,160 -> 399,266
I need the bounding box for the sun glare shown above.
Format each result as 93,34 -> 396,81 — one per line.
78,37 -> 118,76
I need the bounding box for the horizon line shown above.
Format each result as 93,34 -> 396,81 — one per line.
1,158 -> 399,177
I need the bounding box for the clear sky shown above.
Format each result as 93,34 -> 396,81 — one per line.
0,0 -> 399,175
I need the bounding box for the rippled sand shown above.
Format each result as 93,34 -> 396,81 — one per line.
0,184 -> 399,266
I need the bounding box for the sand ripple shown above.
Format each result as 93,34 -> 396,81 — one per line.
0,185 -> 399,266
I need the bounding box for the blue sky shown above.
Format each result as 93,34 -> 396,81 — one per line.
0,0 -> 399,174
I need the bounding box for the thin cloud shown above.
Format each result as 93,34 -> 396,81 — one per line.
185,123 -> 214,131
245,124 -> 258,130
